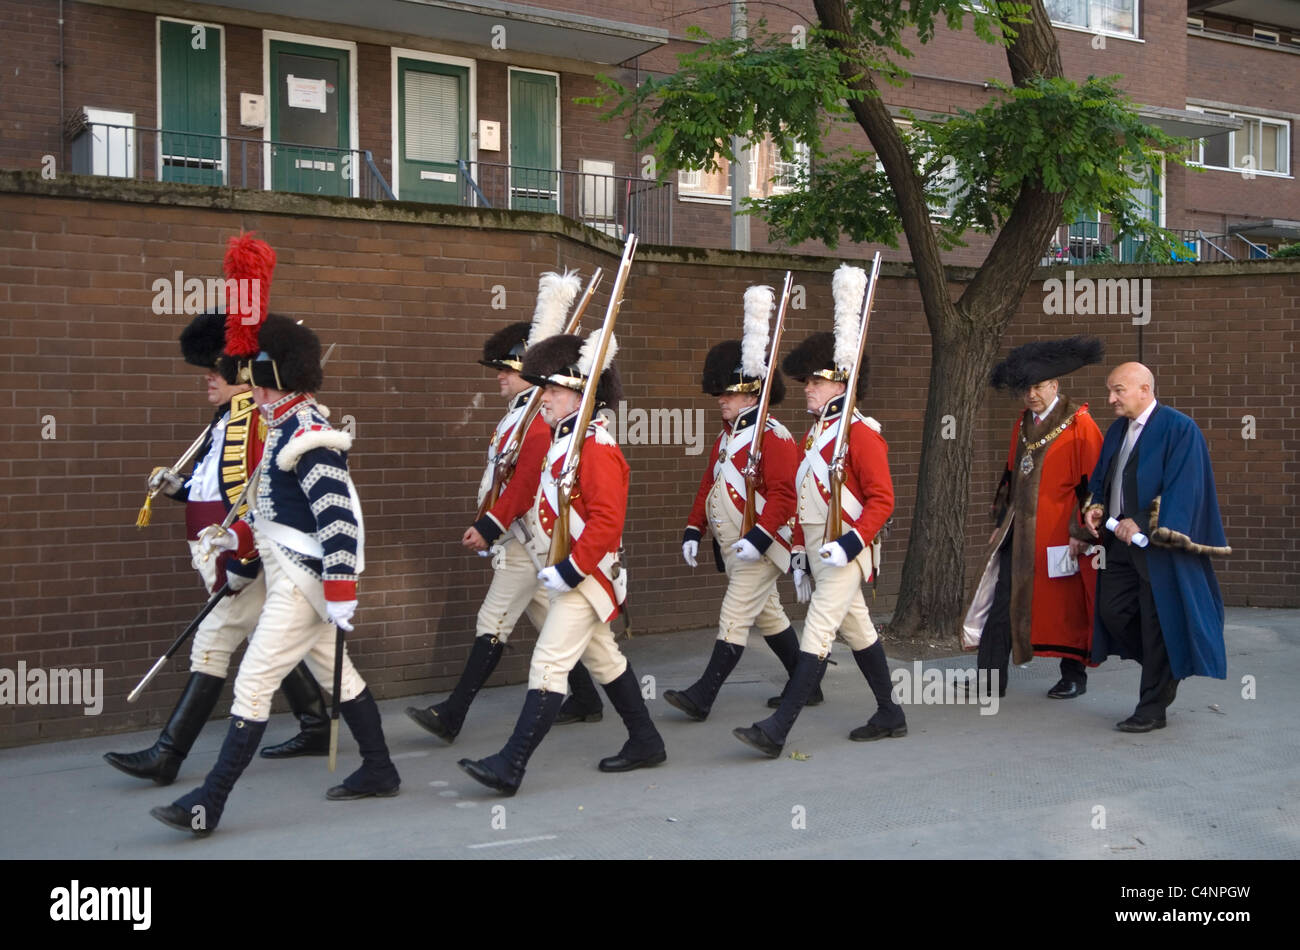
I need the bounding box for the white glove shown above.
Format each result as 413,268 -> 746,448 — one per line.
793,568 -> 812,604
818,541 -> 849,568
538,565 -> 574,593
731,538 -> 761,562
147,467 -> 184,496
196,525 -> 237,561
682,540 -> 699,568
327,599 -> 357,632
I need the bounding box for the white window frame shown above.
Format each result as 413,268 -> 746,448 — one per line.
156,17 -> 227,186
1187,106 -> 1291,177
771,141 -> 811,195
1186,16 -> 1203,30
677,168 -> 703,192
1044,0 -> 1141,41
884,120 -> 967,220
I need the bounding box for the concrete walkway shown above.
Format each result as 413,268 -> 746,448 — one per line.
2,607 -> 1297,859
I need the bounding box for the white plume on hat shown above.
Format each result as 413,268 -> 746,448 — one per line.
526,268 -> 583,349
741,285 -> 775,379
578,327 -> 618,378
831,263 -> 867,374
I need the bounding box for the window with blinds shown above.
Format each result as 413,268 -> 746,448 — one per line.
404,71 -> 459,164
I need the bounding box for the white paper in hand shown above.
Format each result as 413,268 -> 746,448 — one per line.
1046,544 -> 1078,578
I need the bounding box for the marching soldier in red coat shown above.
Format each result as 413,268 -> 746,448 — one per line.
962,337 -> 1105,699
459,332 -> 665,795
734,265 -> 905,758
406,272 -> 605,742
667,285 -> 809,721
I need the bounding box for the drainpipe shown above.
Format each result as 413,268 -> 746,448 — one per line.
730,0 -> 750,251
58,0 -> 66,170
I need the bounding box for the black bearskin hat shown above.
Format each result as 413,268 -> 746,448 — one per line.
179,311 -> 237,383
479,321 -> 531,371
782,331 -> 869,400
701,339 -> 785,405
249,313 -> 324,393
521,333 -> 622,407
990,335 -> 1104,393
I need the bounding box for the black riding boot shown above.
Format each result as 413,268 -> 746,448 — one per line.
104,672 -> 224,785
458,688 -> 565,795
848,641 -> 907,740
764,626 -> 826,708
597,665 -> 667,772
664,640 -> 744,721
555,662 -> 604,724
735,651 -> 827,758
405,634 -> 504,743
150,715 -> 267,836
260,662 -> 331,758
327,687 -> 401,800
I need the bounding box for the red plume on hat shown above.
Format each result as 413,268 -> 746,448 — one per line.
223,233 -> 276,359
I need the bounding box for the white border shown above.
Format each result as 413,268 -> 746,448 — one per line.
1185,105 -> 1293,178
262,30 -> 360,197
389,48 -> 477,201
155,16 -> 228,185
506,66 -> 561,212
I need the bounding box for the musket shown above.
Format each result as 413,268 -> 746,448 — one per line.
826,252 -> 883,541
475,269 -> 604,522
128,581 -> 231,702
740,271 -> 795,535
548,235 -> 638,566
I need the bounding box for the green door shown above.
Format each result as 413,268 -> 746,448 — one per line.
509,70 -> 558,212
269,40 -> 350,196
397,58 -> 468,205
159,20 -> 223,185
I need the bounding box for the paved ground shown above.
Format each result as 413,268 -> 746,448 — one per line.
3,606 -> 1297,860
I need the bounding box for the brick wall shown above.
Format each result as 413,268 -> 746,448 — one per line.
1,173 -> 1296,745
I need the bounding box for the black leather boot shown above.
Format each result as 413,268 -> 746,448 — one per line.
406,634 -> 503,743
764,627 -> 825,708
104,672 -> 224,786
848,641 -> 907,741
327,688 -> 401,800
150,716 -> 267,836
458,689 -> 565,795
735,652 -> 826,758
555,662 -> 604,724
260,662 -> 331,758
597,665 -> 667,772
664,640 -> 744,721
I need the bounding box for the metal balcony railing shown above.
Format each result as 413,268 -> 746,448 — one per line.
458,160 -> 672,246
1041,220 -> 1274,265
64,120 -> 395,201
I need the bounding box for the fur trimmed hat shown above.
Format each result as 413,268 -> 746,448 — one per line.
179,311 -> 238,384
521,333 -> 622,407
479,321 -> 531,371
702,340 -> 786,405
782,331 -> 869,400
990,335 -> 1104,393
249,314 -> 323,393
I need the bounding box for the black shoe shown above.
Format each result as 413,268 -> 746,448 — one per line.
1116,715 -> 1167,733
158,716 -> 267,836
555,664 -> 604,725
1047,679 -> 1086,699
597,665 -> 666,773
259,728 -> 331,758
665,641 -> 744,722
327,688 -> 400,800
850,641 -> 907,741
106,672 -> 225,786
731,724 -> 782,758
405,635 -> 505,744
266,661 -> 330,758
459,689 -> 565,795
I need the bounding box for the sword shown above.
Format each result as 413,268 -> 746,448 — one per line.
127,581 -> 231,702
329,621 -> 343,772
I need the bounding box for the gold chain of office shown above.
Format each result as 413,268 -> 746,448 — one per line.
1018,414 -> 1075,476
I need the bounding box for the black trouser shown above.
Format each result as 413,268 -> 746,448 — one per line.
1097,534 -> 1177,720
978,531 -> 1087,692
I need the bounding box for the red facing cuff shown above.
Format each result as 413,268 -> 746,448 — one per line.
323,579 -> 357,602
231,520 -> 257,560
